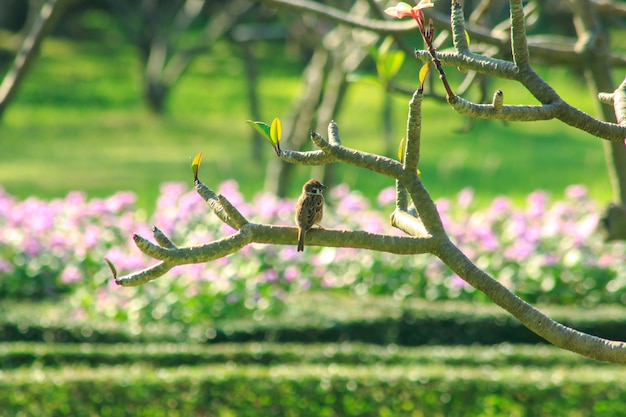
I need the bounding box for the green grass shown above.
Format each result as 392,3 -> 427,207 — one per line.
0,16 -> 615,213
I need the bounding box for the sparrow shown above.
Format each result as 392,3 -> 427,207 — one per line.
295,179 -> 326,252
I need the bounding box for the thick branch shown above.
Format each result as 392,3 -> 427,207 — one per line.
115,221 -> 435,286
509,0 -> 531,69
390,209 -> 430,238
612,77 -> 626,127
415,50 -> 519,80
152,226 -> 176,249
403,90 -> 423,173
450,94 -> 561,121
307,127 -> 406,179
195,180 -> 248,229
115,230 -> 252,286
434,239 -> 626,363
400,171 -> 446,237
419,53 -> 626,140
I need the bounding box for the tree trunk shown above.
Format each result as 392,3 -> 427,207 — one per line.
571,0 -> 626,240
0,0 -> 66,120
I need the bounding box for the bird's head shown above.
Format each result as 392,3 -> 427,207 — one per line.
302,179 -> 326,195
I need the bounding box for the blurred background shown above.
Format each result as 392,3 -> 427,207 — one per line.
0,0 -> 621,213
2,0 -> 626,415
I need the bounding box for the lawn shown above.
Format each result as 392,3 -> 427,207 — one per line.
0,12 -> 614,213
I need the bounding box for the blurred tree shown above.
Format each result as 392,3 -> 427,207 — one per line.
264,0 -> 378,196
0,0 -> 28,31
106,0 -> 253,113
0,0 -> 68,119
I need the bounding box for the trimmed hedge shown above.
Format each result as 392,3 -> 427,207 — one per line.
0,342 -> 611,370
3,294 -> 626,345
1,362 -> 626,416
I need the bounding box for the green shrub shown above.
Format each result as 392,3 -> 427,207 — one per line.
1,362 -> 625,416
3,294 -> 626,346
0,342 -> 608,370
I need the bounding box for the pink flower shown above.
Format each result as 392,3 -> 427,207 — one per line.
155,182 -> 187,212
457,187 -> 474,210
329,183 -> 351,200
83,224 -> 101,249
263,268 -> 278,283
489,196 -> 511,216
105,192 -> 136,213
451,274 -> 469,289
338,193 -> 368,214
377,186 -> 396,206
0,260 -> 14,274
65,191 -> 86,210
384,1 -> 434,20
564,184 -> 588,200
254,193 -> 281,220
384,1 -> 434,32
526,190 -> 548,218
284,265 -> 300,282
218,180 -> 244,207
504,239 -> 535,262
61,265 -> 82,283
23,237 -> 43,257
472,225 -> 498,251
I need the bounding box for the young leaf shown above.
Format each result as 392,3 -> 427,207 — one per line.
398,137 -> 406,162
419,62 -> 430,89
465,30 -> 471,46
387,50 -> 405,79
247,120 -> 281,155
270,117 -> 282,145
398,137 -> 422,178
379,36 -> 395,55
377,50 -> 405,82
191,152 -> 203,182
246,120 -> 272,144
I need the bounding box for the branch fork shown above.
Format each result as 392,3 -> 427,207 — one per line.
412,0 -> 626,142
112,130 -> 436,287
107,0 -> 626,363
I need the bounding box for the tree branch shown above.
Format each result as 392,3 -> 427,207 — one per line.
413,0 -> 626,142
402,90 -> 423,174
109,0 -> 626,364
114,212 -> 436,287
0,0 -> 67,119
434,239 -> 626,363
110,113 -> 626,362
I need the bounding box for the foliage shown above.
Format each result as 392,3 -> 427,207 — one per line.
0,181 -> 624,326
246,117 -> 282,156
3,293 -> 626,345
0,341 -> 612,370
2,358 -> 626,417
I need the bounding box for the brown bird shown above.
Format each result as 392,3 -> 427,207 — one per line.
295,179 -> 326,252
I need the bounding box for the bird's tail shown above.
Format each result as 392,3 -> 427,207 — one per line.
297,229 -> 305,252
